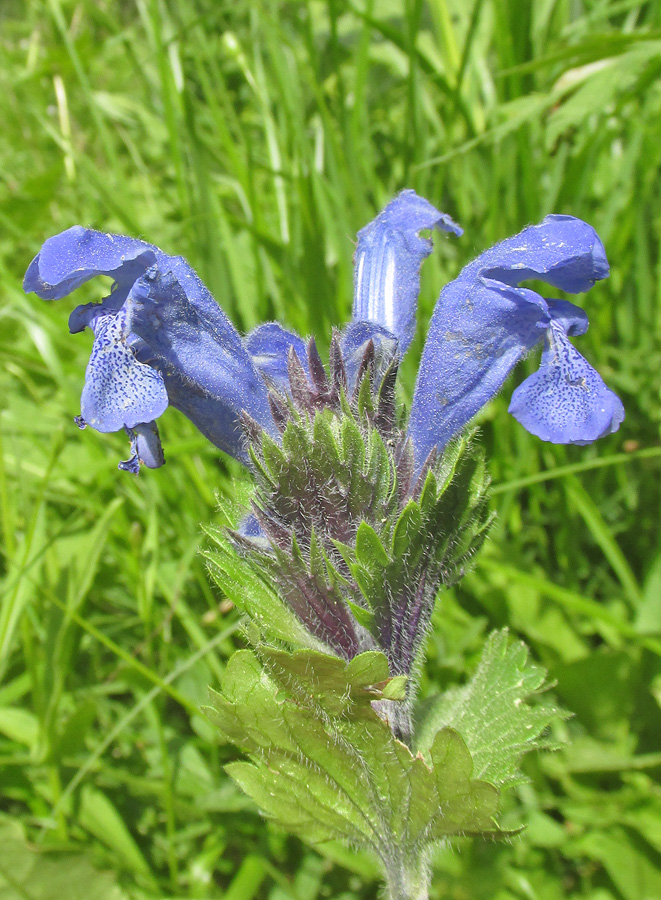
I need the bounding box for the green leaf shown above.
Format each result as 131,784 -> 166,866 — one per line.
261,647 -> 391,716
356,368 -> 375,419
428,728 -> 500,837
78,785 -> 154,880
201,532 -> 319,649
347,598 -> 376,632
261,432 -> 287,483
355,521 -> 390,569
222,855 -> 268,900
341,414 -> 365,474
415,630 -> 565,787
381,675 -> 407,701
209,648 -> 505,870
51,700 -> 97,761
0,706 -> 38,748
391,500 -> 423,560
572,826 -> 661,900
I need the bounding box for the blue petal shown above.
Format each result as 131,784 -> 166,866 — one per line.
158,372 -> 252,463
127,269 -> 276,460
245,322 -> 309,391
152,252 -> 244,343
81,307 -> 169,433
25,226 -> 240,345
68,296 -> 125,334
353,190 -> 462,356
546,298 -> 589,336
508,323 -> 624,443
117,424 -> 164,474
134,422 -> 165,468
24,227 -> 157,300
467,215 -> 609,293
25,226 -> 283,468
408,279 -> 549,464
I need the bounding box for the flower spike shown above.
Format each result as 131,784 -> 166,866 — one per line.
25,200 -> 623,479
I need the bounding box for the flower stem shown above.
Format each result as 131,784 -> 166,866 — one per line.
382,851 -> 430,900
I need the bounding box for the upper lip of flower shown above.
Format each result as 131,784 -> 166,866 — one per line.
23,193 -> 623,475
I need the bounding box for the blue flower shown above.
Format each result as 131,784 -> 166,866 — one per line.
25,194 -> 623,475
24,226 -> 281,470
348,193 -> 623,468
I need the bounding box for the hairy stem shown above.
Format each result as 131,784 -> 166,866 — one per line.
372,697 -> 413,745
382,850 -> 430,900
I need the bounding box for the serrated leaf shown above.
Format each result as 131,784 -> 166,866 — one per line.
209,649 -> 505,869
415,630 -> 565,787
428,728 -> 500,836
344,651 -> 392,685
206,653 -> 297,754
225,760 -> 342,843
261,647 -> 391,716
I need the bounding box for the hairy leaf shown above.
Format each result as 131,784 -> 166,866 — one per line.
201,527 -> 322,649
208,649 -> 505,868
415,630 -> 566,787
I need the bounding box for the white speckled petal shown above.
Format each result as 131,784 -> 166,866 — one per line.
508,323 -> 624,443
81,308 -> 168,433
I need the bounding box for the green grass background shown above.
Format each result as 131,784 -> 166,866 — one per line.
1,0 -> 660,897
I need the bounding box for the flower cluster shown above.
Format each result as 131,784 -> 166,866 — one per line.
24,191 -> 623,475
24,196 -> 624,894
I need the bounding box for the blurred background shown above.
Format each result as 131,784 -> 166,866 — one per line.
1,1 -> 660,898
